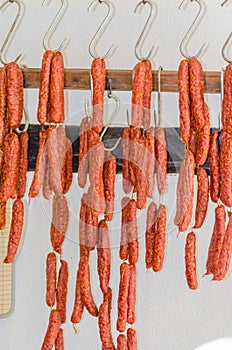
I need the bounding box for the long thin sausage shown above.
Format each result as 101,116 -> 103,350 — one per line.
143,59 -> 153,130
209,131 -> 220,203
56,260 -> 69,324
41,309 -> 61,350
145,201 -> 157,269
103,150 -> 116,221
47,126 -> 63,195
127,264 -> 136,325
120,197 -> 130,261
155,128 -> 167,196
127,328 -> 138,350
122,127 -> 133,194
55,328 -> 64,350
98,301 -> 115,350
220,132 -> 232,207
185,232 -> 198,290
195,102 -> 210,166
178,59 -> 191,145
153,204 -> 166,272
97,220 -> 111,294
91,58 -> 106,133
62,137 -> 73,194
46,252 -> 57,308
0,67 -> 7,146
7,62 -> 23,129
117,262 -> 130,332
132,61 -> 146,128
71,269 -> 84,325
194,167 -> 209,229
146,127 -> 155,198
128,199 -> 138,266
50,52 -> 65,124
78,117 -> 89,188
16,131 -> 29,199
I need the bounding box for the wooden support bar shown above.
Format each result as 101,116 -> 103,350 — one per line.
22,68 -> 221,93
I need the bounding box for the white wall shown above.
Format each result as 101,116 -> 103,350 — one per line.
0,1 -> 232,349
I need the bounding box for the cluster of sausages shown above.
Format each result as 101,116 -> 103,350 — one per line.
176,57 -> 211,290
0,63 -> 28,264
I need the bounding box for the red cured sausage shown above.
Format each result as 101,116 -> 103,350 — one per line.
79,255 -> 98,317
127,328 -> 138,350
223,63 -> 232,132
220,132 -> 232,207
4,199 -> 24,263
136,134 -> 147,210
57,126 -> 66,192
189,57 -> 205,132
79,194 -> 89,255
127,264 -> 136,325
195,102 -> 210,166
178,59 -> 191,145
56,260 -> 69,324
16,131 -> 29,199
129,126 -> 140,189
98,301 -> 115,350
120,197 -> 130,261
128,199 -> 138,266
71,269 -> 84,325
0,67 -> 7,146
145,201 -> 157,269
41,309 -> 61,350
209,131 -> 220,203
62,137 -> 73,194
145,127 -> 155,198
122,127 -> 133,194
188,113 -> 198,158
185,232 -> 198,290
55,328 -> 64,350
42,151 -> 52,201
143,59 -> 153,130
29,129 -> 47,198
85,201 -> 98,250
46,252 -> 57,308
7,62 -> 23,129
117,335 -> 127,350
155,128 -> 167,196
50,194 -> 69,254
0,201 -> 6,230
91,58 -> 106,133
1,132 -> 19,202
37,50 -> 54,125
47,126 -> 63,195
50,52 -> 65,124
117,262 -> 130,332
78,117 -> 89,188
103,150 -> 116,221
97,220 -> 111,294
205,205 -> 226,276
132,61 -> 146,128
153,204 -> 166,272
194,168 -> 209,229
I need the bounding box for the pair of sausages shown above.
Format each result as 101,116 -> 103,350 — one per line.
145,201 -> 167,272
117,328 -> 138,350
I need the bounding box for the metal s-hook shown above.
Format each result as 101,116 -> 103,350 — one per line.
134,0 -> 156,61
221,0 -> 232,62
15,108 -> 29,134
100,80 -> 121,151
42,0 -> 68,52
178,0 -> 206,59
0,0 -> 23,65
87,0 -> 114,59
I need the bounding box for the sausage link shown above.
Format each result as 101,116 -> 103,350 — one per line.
129,126 -> 140,189
50,52 -> 65,124
120,197 -> 130,261
155,128 -> 167,196
223,63 -> 232,132
122,127 -> 133,194
132,61 -> 146,128
127,264 -> 136,325
213,213 -> 232,281
193,168 -> 209,229
0,67 -> 7,145
78,117 -> 89,188
47,126 -> 63,195
117,262 -> 130,332
37,50 -> 54,125
143,59 -> 153,130
55,328 -> 64,350
117,335 -> 127,350
1,133 -> 19,202
56,260 -> 69,324
205,205 -> 226,275
128,199 -> 138,266
209,131 -> 220,203
136,135 -> 147,210
46,252 -> 57,308
29,129 -> 47,198
4,199 -> 24,263
50,194 -> 69,254
145,127 -> 155,198
71,269 -> 84,324
145,201 -> 157,269
41,309 -> 61,350
0,201 -> 6,230
178,59 -> 191,145
79,255 -> 98,317
97,220 -> 111,294
62,137 -> 73,194
57,126 -> 67,193
91,58 -> 106,133
79,194 -> 89,256
103,150 -> 116,221
195,102 -> 210,166
189,57 -> 205,132
185,231 -> 198,290
85,201 -> 98,250
16,131 -> 29,199
127,328 -> 138,350
98,301 -> 115,350
153,204 -> 166,272
188,113 -> 198,158
220,132 -> 232,207
42,150 -> 52,201
7,62 -> 23,129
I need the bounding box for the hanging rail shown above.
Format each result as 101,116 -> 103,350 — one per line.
21,68 -> 220,93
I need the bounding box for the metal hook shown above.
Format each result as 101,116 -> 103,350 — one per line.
87,0 -> 114,59
221,0 -> 231,6
100,81 -> 121,151
42,0 -> 68,52
178,0 -> 206,59
15,107 -> 29,134
134,0 -> 156,61
0,0 -> 23,65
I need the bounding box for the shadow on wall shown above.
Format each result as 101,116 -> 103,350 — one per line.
195,338 -> 232,350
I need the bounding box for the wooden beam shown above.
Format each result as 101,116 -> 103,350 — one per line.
22,68 -> 221,93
